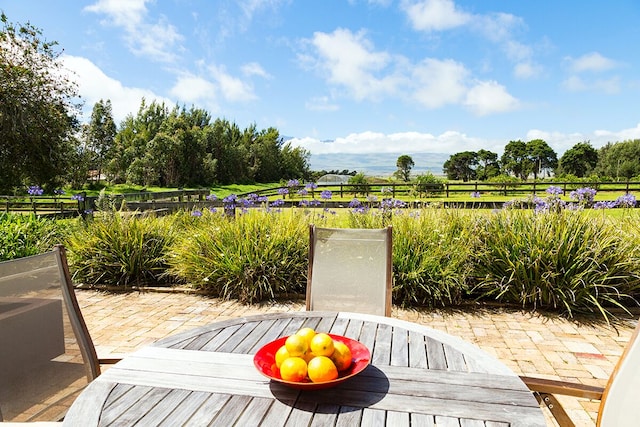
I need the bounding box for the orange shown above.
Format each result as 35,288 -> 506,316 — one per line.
295,327 -> 316,346
275,345 -> 290,368
330,341 -> 352,371
307,356 -> 338,382
303,350 -> 316,363
279,357 -> 308,382
310,333 -> 334,357
285,334 -> 308,357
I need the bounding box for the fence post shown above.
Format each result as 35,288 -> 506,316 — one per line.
627,181 -> 630,194
445,183 -> 449,198
532,181 -> 536,195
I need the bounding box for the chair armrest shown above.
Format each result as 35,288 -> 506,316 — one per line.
98,357 -> 122,365
520,376 -> 604,400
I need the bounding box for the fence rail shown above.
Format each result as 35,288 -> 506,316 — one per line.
2,182 -> 638,216
240,180 -> 640,199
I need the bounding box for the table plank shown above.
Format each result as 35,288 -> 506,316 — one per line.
93,347 -> 541,425
156,391 -> 212,426
64,312 -> 545,427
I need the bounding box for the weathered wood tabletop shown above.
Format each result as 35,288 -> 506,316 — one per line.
63,311 -> 546,426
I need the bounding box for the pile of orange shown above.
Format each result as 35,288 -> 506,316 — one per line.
275,327 -> 352,383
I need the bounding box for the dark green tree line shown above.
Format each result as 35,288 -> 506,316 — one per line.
105,100 -> 311,187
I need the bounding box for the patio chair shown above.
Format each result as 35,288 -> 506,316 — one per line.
306,225 -> 393,317
0,245 -> 119,423
520,317 -> 640,427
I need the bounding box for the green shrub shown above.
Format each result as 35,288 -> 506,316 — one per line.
65,213 -> 177,287
0,213 -> 66,260
412,173 -> 445,197
470,209 -> 640,319
167,210 -> 308,303
391,209 -> 474,307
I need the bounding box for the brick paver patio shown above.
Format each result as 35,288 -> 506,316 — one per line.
44,289 -> 640,425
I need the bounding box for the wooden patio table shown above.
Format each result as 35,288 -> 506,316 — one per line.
63,311 -> 545,426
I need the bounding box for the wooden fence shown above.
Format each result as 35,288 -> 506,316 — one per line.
241,180 -> 640,199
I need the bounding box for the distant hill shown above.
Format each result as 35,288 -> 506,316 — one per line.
308,152 -> 449,177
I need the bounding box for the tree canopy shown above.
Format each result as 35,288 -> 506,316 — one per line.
395,155 -> 414,182
443,151 -> 478,181
0,13 -> 80,193
105,100 -> 311,187
559,141 -> 598,178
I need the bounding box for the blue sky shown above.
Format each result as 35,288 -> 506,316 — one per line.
3,0 -> 640,163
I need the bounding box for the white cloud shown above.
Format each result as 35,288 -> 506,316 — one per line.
84,0 -> 148,26
566,52 -> 617,73
514,61 -> 542,79
305,96 -> 340,112
401,0 -> 471,32
85,0 -> 183,63
410,58 -> 468,108
527,123 -> 640,155
289,130 -> 496,155
208,65 -> 257,102
308,28 -> 400,100
562,75 -> 621,94
301,28 -> 519,114
464,81 -> 520,116
169,74 -> 218,104
289,124 -> 640,159
241,62 -> 271,79
60,55 -> 172,123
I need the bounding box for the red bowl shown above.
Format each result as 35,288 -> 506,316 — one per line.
253,333 -> 371,390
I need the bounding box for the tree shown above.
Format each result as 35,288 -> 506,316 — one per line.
86,99 -> 117,182
527,139 -> 557,179
476,149 -> 500,180
558,141 -> 598,178
395,155 -> 414,182
501,140 -> 530,180
443,151 -> 478,181
0,13 -> 80,193
596,139 -> 640,180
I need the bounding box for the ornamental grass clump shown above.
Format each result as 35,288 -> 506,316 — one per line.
392,208 -> 475,307
167,210 -> 308,303
0,213 -> 65,261
471,209 -> 640,320
65,213 -> 177,288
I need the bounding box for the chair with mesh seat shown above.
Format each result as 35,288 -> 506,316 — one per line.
521,317 -> 640,426
0,245 -> 119,423
306,225 -> 393,317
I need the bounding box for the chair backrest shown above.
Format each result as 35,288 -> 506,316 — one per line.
306,225 -> 392,316
0,245 -> 100,422
598,318 -> 640,426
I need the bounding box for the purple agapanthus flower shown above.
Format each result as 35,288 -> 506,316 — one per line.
27,185 -> 44,196
546,186 -> 564,196
569,187 -> 597,206
348,198 -> 362,208
470,191 -> 481,198
191,210 -> 203,217
320,190 -> 332,200
287,179 -> 300,187
594,201 -> 617,209
616,194 -> 636,208
71,194 -> 84,202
